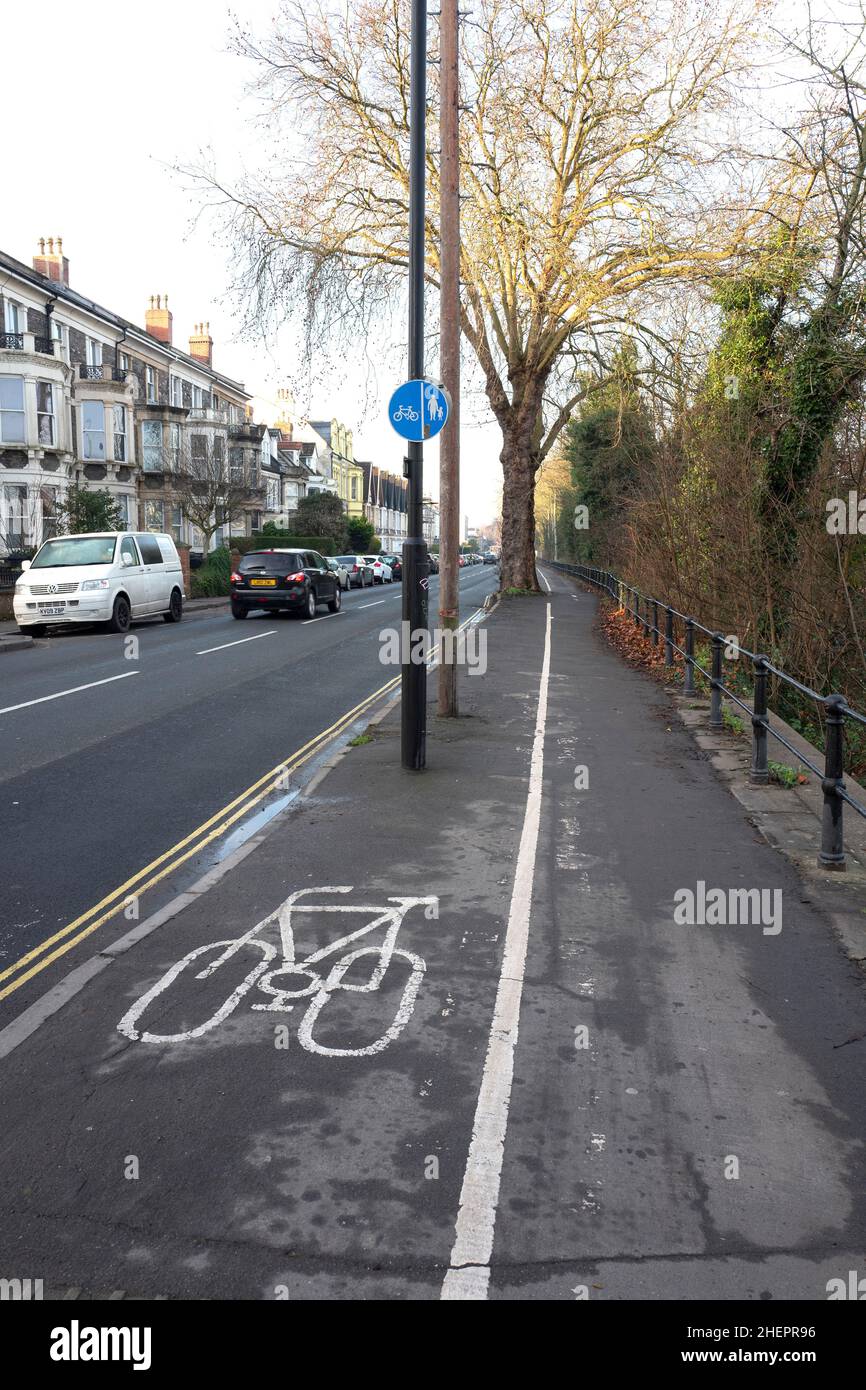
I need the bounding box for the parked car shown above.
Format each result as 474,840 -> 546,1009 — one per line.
483,552 -> 497,564
230,549 -> 341,620
458,554 -> 466,567
334,554 -> 374,589
326,557 -> 350,590
365,555 -> 393,584
14,531 -> 184,637
380,553 -> 403,580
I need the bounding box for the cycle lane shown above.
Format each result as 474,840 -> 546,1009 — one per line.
0,597 -> 547,1299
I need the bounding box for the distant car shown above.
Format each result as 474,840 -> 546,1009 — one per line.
427,553 -> 439,574
365,555 -> 393,584
230,548 -> 341,619
483,552 -> 496,564
334,555 -> 374,589
458,555 -> 466,567
380,553 -> 403,580
326,557 -> 350,590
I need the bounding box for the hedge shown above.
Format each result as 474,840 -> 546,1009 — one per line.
227,534 -> 337,557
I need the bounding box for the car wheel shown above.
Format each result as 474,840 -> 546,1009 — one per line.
24,624 -> 46,638
328,585 -> 341,614
305,588 -> 317,619
108,595 -> 131,634
230,600 -> 248,620
163,588 -> 183,623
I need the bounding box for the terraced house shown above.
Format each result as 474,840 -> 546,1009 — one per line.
0,239 -> 262,557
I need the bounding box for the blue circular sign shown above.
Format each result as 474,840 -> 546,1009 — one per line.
388,379 -> 451,442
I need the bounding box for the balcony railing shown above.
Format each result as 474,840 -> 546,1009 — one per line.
77,363 -> 128,382
0,332 -> 24,350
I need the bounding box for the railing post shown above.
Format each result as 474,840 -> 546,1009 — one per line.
651,600 -> 659,647
710,632 -> 723,728
750,655 -> 769,785
633,590 -> 640,628
664,607 -> 674,666
819,694 -> 846,871
641,597 -> 649,637
684,618 -> 696,693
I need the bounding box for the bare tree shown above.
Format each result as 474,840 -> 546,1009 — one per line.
170,440 -> 262,552
186,0 -> 769,588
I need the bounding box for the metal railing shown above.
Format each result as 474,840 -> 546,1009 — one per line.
0,332 -> 24,350
34,336 -> 54,355
548,560 -> 866,871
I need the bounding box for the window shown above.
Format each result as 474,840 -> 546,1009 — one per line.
192,384 -> 205,409
115,494 -> 133,530
213,434 -> 225,466
32,535 -> 116,567
229,446 -> 244,483
142,506 -> 164,538
82,401 -> 105,460
266,476 -> 280,510
37,382 -> 55,446
146,366 -> 157,403
51,319 -> 66,347
1,484 -> 27,548
170,376 -> 183,408
113,404 -> 127,461
120,536 -> 140,565
171,505 -> 183,537
351,475 -> 358,500
0,376 -> 26,443
190,433 -> 207,464
86,338 -> 102,367
40,485 -> 60,540
118,351 -> 129,371
169,422 -> 181,469
3,301 -> 20,334
141,420 -> 162,471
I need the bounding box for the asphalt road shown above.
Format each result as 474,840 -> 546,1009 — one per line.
0,565 -> 497,1006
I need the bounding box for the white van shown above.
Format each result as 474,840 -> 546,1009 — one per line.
13,531 -> 185,636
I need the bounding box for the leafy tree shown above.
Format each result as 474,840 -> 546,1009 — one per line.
292,492 -> 348,547
347,515 -> 375,551
57,486 -> 125,535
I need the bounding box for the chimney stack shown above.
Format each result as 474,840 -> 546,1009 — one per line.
33,236 -> 70,286
189,321 -> 213,368
145,293 -> 173,344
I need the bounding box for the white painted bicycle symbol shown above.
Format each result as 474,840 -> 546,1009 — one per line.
392,404 -> 420,423
117,887 -> 437,1057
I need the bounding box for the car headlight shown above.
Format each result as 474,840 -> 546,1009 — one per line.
81,579 -> 111,591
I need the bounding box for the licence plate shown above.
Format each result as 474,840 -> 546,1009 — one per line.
249,578 -> 277,587
38,606 -> 65,616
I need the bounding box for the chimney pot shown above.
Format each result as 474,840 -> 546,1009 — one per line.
145,292 -> 173,345
38,237 -> 46,254
57,237 -> 63,254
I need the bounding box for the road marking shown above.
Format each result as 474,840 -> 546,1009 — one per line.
0,603 -> 490,1006
302,612 -> 345,625
197,630 -> 277,655
442,600 -> 552,1301
538,570 -> 551,593
358,600 -> 385,609
0,671 -> 138,717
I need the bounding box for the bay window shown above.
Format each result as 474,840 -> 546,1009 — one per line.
146,366 -> 157,403
113,404 -> 127,461
144,500 -> 164,532
37,382 -> 55,446
141,420 -> 163,471
82,401 -> 106,460
0,376 -> 26,443
169,422 -> 181,470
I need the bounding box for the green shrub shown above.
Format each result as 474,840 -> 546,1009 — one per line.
191,546 -> 232,598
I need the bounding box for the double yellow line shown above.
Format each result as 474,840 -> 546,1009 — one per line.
0,673 -> 401,1004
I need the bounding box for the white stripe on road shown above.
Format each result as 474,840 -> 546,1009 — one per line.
0,671 -> 139,717
442,600 -> 553,1301
357,600 -> 385,610
538,569 -> 551,593
302,612 -> 345,626
197,631 -> 277,655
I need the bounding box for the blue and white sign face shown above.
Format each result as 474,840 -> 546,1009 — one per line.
388,379 -> 451,442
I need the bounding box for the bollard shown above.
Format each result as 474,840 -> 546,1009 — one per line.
684,618 -> 696,694
652,600 -> 659,647
664,607 -> 674,667
710,633 -> 724,728
750,656 -> 769,784
819,694 -> 846,871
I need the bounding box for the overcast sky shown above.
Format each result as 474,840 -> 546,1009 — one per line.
3,0 -> 502,526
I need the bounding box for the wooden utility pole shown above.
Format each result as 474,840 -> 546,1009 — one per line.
438,0 -> 460,717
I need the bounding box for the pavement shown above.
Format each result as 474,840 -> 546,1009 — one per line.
0,566 -> 863,1301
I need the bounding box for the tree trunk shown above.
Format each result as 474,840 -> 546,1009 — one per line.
499,418 -> 541,592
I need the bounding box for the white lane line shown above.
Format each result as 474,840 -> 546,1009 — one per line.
302,612 -> 345,626
357,600 -> 385,610
0,671 -> 139,717
197,631 -> 277,655
442,601 -> 553,1301
538,569 -> 551,593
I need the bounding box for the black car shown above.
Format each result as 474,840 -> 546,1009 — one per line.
381,553 -> 403,580
230,549 -> 341,620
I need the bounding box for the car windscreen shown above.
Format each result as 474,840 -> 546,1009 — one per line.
334,557 -> 354,565
239,552 -> 304,575
31,537 -> 116,568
